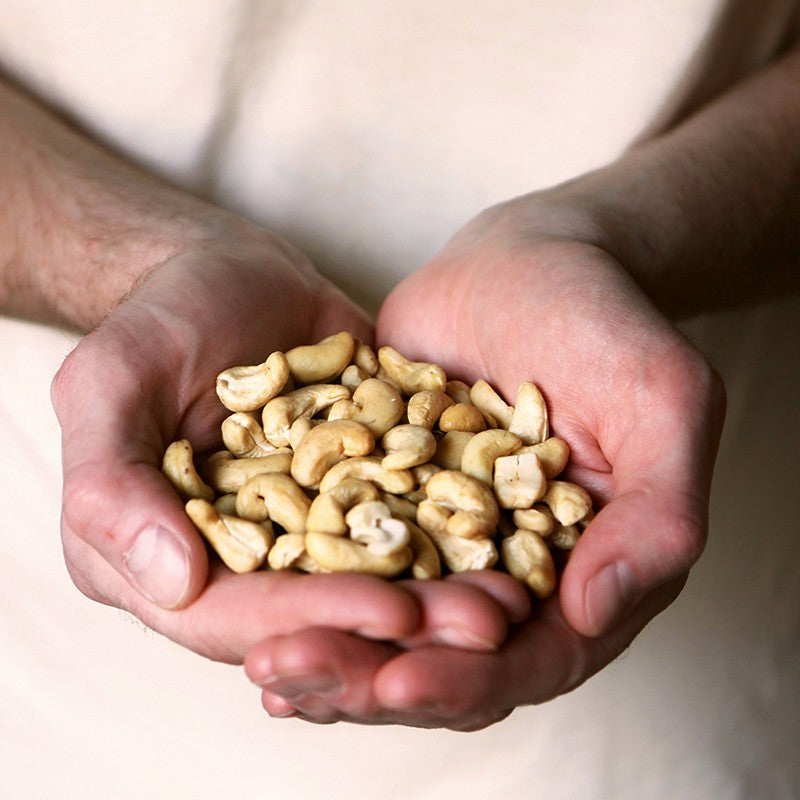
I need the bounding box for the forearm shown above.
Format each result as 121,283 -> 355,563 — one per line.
563,43 -> 800,317
0,78 -> 223,331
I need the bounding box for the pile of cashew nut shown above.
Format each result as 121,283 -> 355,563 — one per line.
162,332 -> 594,599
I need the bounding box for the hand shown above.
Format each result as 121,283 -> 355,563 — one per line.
243,191 -> 726,727
50,229 -> 427,662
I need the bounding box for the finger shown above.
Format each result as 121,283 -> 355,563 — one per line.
246,627 -> 400,723
442,570 -> 531,624
374,578 -> 684,728
560,356 -> 726,636
395,576 -> 525,652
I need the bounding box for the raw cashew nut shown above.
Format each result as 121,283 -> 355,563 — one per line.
549,523 -> 581,550
512,504 -> 556,537
235,472 -> 311,533
405,463 -> 442,504
377,346 -> 447,395
215,351 -> 290,412
417,499 -> 498,572
438,403 -> 486,433
501,529 -> 556,598
405,520 -> 442,580
318,456 -> 415,495
540,480 -> 593,526
445,379 -> 472,405
221,412 -> 278,458
345,501 -> 411,556
508,382 -> 549,445
162,439 -> 215,502
340,364 -> 369,392
213,493 -> 238,516
379,491 -> 419,521
381,424 -> 437,470
493,452 -> 547,509
470,380 -> 514,430
306,477 -> 381,535
285,331 -> 355,384
516,437 -> 570,479
290,419 -> 375,487
261,383 -> 350,447
424,469 -> 500,539
327,378 -> 404,438
406,390 -> 455,429
460,429 -> 522,484
352,340 -> 379,376
267,532 -> 326,573
304,531 -> 413,577
185,498 -> 273,573
431,431 -> 476,471
202,449 -> 293,494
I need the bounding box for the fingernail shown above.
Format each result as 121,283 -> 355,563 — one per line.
433,626 -> 498,651
124,524 -> 190,609
584,561 -> 637,634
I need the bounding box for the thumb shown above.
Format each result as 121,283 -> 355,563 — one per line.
52,339 -> 210,611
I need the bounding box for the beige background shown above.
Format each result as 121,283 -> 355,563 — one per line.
1,2 -> 798,797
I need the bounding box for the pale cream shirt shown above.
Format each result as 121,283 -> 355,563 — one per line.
1,2 -> 798,799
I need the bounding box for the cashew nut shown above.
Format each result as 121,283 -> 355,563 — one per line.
512,504 -> 556,537
327,378 -> 404,438
213,493 -> 239,516
202,449 -> 293,494
406,390 -> 454,429
215,350 -> 290,412
417,499 -> 498,572
431,430 -> 476,470
345,501 -> 411,556
261,383 -> 350,447
352,340 -> 379,376
438,402 -> 487,433
340,363 -> 369,392
267,532 -> 327,573
285,331 -> 355,384
404,462 -> 442,504
405,520 -> 442,579
424,469 -> 500,539
508,382 -> 549,445
377,346 -> 447,395
381,424 -> 437,470
235,472 -> 311,533
549,523 -> 581,550
469,379 -> 514,430
290,419 -> 375,487
162,439 -> 215,502
492,452 -> 547,509
306,477 -> 381,535
515,436 -> 570,479
185,498 -> 273,573
460,429 -> 522,484
445,379 -> 472,405
318,456 -> 415,495
304,531 -> 413,577
501,529 -> 556,598
221,412 -> 278,458
379,491 -> 419,522
540,480 -> 593,526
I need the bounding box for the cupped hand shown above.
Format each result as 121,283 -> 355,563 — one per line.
243,192 -> 726,727
49,229 -> 425,662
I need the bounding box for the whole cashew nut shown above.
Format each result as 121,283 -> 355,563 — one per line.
185,498 -> 273,573
261,383 -> 350,447
202,449 -> 293,494
460,429 -> 522,485
469,379 -> 514,430
406,390 -> 455,429
215,350 -> 290,412
290,419 -> 375,487
501,528 -> 556,599
318,456 -> 416,495
285,331 -> 355,384
424,469 -> 500,539
508,382 -> 549,445
377,346 -> 447,395
235,472 -> 311,533
221,412 -> 278,458
405,519 -> 442,579
162,439 -> 215,502
327,378 -> 405,438
431,431 -> 476,471
381,424 -> 437,470
267,532 -> 327,573
304,531 -> 413,577
540,480 -> 593,526
438,402 -> 487,434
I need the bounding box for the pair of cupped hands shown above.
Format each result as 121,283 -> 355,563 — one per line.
51,189 -> 725,731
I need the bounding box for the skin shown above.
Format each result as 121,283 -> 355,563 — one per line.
2,38 -> 799,728
245,44 -> 800,728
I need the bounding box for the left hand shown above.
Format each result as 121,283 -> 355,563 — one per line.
243,191 -> 726,729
